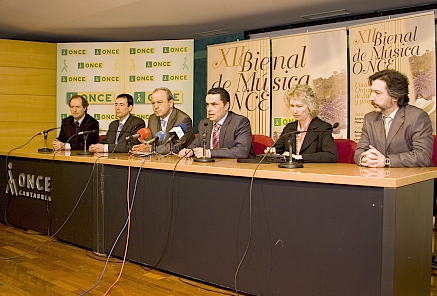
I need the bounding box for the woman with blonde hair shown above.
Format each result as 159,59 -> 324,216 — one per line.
273,84 -> 338,163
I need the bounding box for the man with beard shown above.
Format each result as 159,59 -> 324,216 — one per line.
354,69 -> 433,167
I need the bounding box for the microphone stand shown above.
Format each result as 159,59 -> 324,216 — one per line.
169,141 -> 177,156
278,132 -> 303,168
151,139 -> 157,154
194,132 -> 215,163
159,139 -> 176,158
38,132 -> 53,154
77,134 -> 94,156
128,139 -> 135,154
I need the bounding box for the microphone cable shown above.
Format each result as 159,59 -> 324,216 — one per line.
233,123 -> 338,294
147,147 -> 191,271
101,143 -> 168,294
109,124 -> 142,154
43,133 -> 78,236
233,140 -> 280,295
102,154 -> 134,295
0,154 -> 102,261
3,131 -> 52,227
103,142 -> 164,294
80,149 -> 158,295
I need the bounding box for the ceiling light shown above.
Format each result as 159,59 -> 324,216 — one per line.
192,29 -> 231,38
301,9 -> 352,20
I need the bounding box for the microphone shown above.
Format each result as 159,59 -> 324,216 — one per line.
280,122 -> 339,138
77,130 -> 100,135
126,127 -> 151,141
202,122 -> 208,138
276,121 -> 339,169
38,127 -> 60,135
164,123 -> 188,144
145,131 -> 166,144
38,127 -> 60,153
194,121 -> 215,163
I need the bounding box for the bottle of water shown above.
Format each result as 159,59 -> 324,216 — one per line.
272,131 -> 279,142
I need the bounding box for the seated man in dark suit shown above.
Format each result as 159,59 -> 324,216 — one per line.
89,93 -> 145,153
132,87 -> 194,154
53,95 -> 99,151
178,87 -> 255,159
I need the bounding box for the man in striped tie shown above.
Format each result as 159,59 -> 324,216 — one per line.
179,87 -> 255,159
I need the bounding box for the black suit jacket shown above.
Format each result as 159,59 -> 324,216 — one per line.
274,117 -> 338,163
100,114 -> 145,153
147,107 -> 194,153
57,114 -> 99,150
188,111 -> 255,159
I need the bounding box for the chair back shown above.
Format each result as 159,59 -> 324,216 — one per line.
432,135 -> 437,166
252,134 -> 274,155
334,139 -> 357,164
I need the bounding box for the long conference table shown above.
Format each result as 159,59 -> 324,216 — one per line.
1,148 -> 436,296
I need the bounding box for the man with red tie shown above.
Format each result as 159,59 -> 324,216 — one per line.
179,87 -> 255,159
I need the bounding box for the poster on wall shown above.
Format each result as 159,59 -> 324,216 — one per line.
271,29 -> 348,140
124,39 -> 194,125
208,39 -> 270,135
56,42 -> 125,133
349,12 -> 436,142
57,40 -> 194,133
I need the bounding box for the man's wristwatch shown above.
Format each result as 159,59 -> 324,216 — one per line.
385,157 -> 391,167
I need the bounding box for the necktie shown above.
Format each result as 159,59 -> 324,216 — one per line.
75,121 -> 79,135
161,119 -> 167,132
212,123 -> 221,149
383,115 -> 392,137
115,122 -> 123,144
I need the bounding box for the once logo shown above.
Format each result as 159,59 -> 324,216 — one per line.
5,162 -> 52,201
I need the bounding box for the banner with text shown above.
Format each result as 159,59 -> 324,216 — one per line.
207,39 -> 270,135
57,42 -> 125,132
271,29 -> 348,139
124,40 -> 194,126
349,12 -> 436,142
57,40 -> 193,132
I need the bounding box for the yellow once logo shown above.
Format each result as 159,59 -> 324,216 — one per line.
85,62 -> 104,68
130,48 -> 155,54
98,49 -> 120,55
81,93 -> 114,104
172,91 -> 183,103
164,46 -> 189,53
100,76 -> 119,82
68,49 -> 87,55
145,61 -> 172,68
100,114 -> 119,120
136,76 -> 155,81
166,74 -> 189,81
67,76 -> 87,82
94,76 -> 120,82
